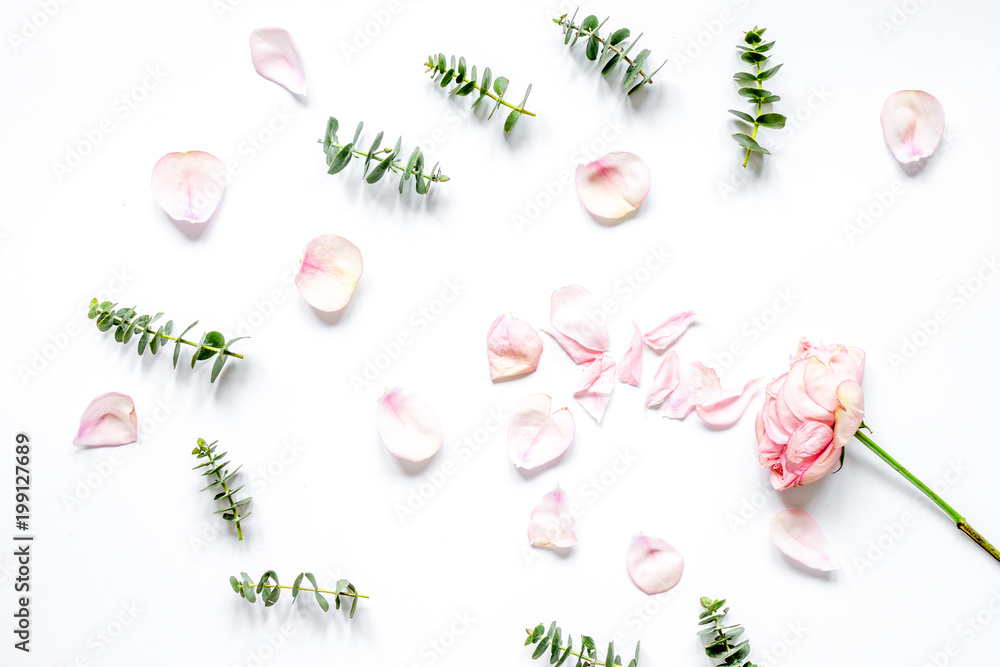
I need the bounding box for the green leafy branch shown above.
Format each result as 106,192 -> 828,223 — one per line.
524,621 -> 639,667
698,597 -> 757,667
192,438 -> 250,541
321,117 -> 448,195
231,571 -> 366,618
423,54 -> 535,133
553,9 -> 665,96
729,26 -> 785,168
87,299 -> 246,383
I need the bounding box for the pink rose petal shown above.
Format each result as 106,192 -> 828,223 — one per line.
575,152 -> 651,219
617,322 -> 643,386
662,361 -> 722,419
295,234 -> 363,312
375,387 -> 442,462
250,27 -> 307,95
643,311 -> 694,351
626,533 -> 684,595
695,377 -> 764,428
487,314 -> 543,381
527,485 -> 577,548
151,151 -> 227,223
644,351 -> 680,410
549,286 -> 610,358
880,90 -> 944,163
73,392 -> 138,447
543,327 -> 604,365
573,353 -> 616,423
769,509 -> 839,571
508,394 -> 575,470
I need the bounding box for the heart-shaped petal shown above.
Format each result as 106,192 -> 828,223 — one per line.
643,311 -> 694,351
151,151 -> 227,223
295,234 -> 364,312
769,509 -> 839,571
549,285 -> 610,358
508,394 -> 575,470
880,90 -> 945,163
645,351 -> 680,410
375,387 -> 443,462
73,392 -> 138,447
575,152 -> 651,219
617,322 -> 643,386
527,485 -> 577,548
250,27 -> 307,95
573,353 -> 616,423
626,533 -> 684,595
487,314 -> 543,381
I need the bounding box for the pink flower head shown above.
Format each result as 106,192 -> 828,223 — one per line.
756,338 -> 866,490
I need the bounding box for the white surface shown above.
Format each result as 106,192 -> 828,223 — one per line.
3,0 -> 1000,665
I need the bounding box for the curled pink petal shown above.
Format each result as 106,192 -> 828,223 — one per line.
250,27 -> 307,95
151,151 -> 227,223
644,351 -> 680,410
543,327 -> 603,365
573,353 -> 616,423
575,152 -> 651,219
617,322 -> 643,386
626,533 -> 684,595
295,234 -> 364,312
549,285 -> 610,358
643,311 -> 694,351
375,387 -> 442,462
73,392 -> 137,447
662,361 -> 722,420
695,377 -> 764,428
880,90 -> 944,163
769,509 -> 839,571
508,394 -> 575,470
527,485 -> 577,548
487,314 -> 543,381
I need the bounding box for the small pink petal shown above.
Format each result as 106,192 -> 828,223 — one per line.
527,485 -> 577,548
375,387 -> 442,462
643,311 -> 694,351
550,286 -> 610,357
626,533 -> 684,595
769,509 -> 839,571
575,152 -> 651,219
73,392 -> 137,447
695,377 -> 764,428
880,90 -> 945,163
543,327 -> 603,365
663,361 -> 722,419
508,394 -> 575,470
644,351 -> 680,410
250,27 -> 307,95
617,322 -> 643,386
295,234 -> 364,312
573,353 -> 616,423
487,314 -> 543,381
151,151 -> 227,223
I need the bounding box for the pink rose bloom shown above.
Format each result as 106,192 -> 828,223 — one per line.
756,339 -> 866,490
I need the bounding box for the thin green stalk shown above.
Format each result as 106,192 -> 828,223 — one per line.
102,312 -> 243,359
315,141 -> 445,184
273,584 -> 368,600
523,630 -> 605,666
421,59 -> 536,117
552,15 -> 663,86
741,59 -> 763,168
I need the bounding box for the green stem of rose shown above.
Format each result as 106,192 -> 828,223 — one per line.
854,424 -> 1000,564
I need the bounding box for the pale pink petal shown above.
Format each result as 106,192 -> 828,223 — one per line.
151,151 -> 227,223
831,380 -> 865,451
769,509 -> 839,571
295,234 -> 364,312
617,322 -> 643,386
250,27 -> 307,95
662,361 -> 722,419
550,286 -> 610,356
487,314 -> 543,381
880,90 -> 945,163
375,387 -> 442,462
573,353 -> 616,423
642,311 -> 695,351
73,392 -> 138,447
626,533 -> 684,595
695,377 -> 763,428
575,152 -> 651,219
508,394 -> 575,470
543,327 -> 603,365
527,485 -> 577,548
644,351 -> 680,410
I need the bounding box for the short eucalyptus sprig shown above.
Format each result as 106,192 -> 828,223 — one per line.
423,54 -> 535,133
192,438 -> 250,541
87,299 -> 246,383
697,597 -> 757,667
729,26 -> 785,168
553,9 -> 665,96
524,621 -> 640,667
230,571 -> 366,618
320,117 -> 448,195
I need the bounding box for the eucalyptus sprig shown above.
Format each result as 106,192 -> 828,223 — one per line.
321,117 -> 448,194
729,26 -> 785,168
231,571 -> 366,618
697,597 -> 757,667
87,299 -> 246,383
524,621 -> 639,667
192,438 -> 250,541
553,9 -> 665,96
422,54 -> 535,133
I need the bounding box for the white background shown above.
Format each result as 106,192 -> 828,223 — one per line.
3,0 -> 1000,665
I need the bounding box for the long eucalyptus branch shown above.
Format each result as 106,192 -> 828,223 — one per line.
729,26 -> 785,167
423,53 -> 535,133
192,438 -> 251,541
524,621 -> 639,667
698,597 -> 757,667
231,571 -> 367,618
